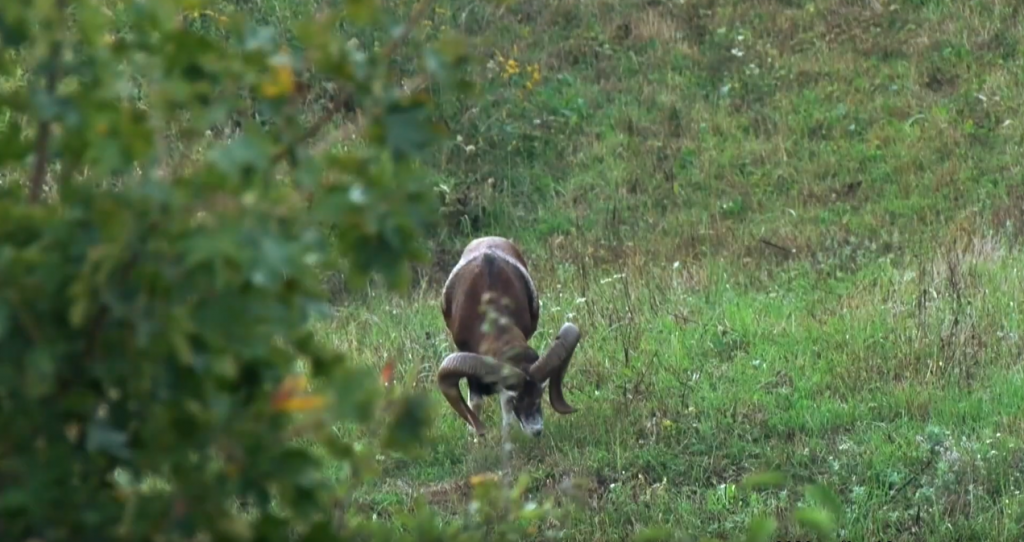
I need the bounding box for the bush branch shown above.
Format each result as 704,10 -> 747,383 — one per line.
270,0 -> 435,165
271,95 -> 348,164
29,27 -> 65,203
381,0 -> 435,60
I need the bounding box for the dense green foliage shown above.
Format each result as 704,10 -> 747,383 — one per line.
0,0 -> 571,540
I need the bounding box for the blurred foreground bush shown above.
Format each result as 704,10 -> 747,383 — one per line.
0,0 -> 565,540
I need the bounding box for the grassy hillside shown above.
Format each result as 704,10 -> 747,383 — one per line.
225,0 -> 1024,539
419,0 -> 1023,269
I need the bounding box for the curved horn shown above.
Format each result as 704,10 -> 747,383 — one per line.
436,353 -> 527,434
527,323 -> 581,414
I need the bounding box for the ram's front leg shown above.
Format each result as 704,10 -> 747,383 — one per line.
463,380 -> 487,440
499,389 -> 517,440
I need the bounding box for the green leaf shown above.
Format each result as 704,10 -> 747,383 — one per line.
632,527 -> 676,542
0,487 -> 30,511
0,9 -> 31,49
381,392 -> 432,454
85,420 -> 132,460
24,347 -> 57,399
331,366 -> 381,423
0,119 -> 32,167
806,483 -> 845,523
740,470 -> 788,490
273,447 -> 321,480
253,512 -> 292,540
241,24 -> 279,53
208,132 -> 274,181
422,33 -> 475,94
296,518 -> 338,542
744,516 -> 777,542
794,506 -> 836,541
0,302 -> 10,341
290,15 -> 356,81
343,0 -> 379,26
378,99 -> 446,159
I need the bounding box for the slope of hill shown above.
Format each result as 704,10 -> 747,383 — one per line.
297,0 -> 1023,539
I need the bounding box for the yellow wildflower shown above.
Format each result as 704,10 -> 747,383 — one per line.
260,49 -> 296,99
275,395 -> 327,412
504,58 -> 520,77
271,373 -> 327,412
524,63 -> 541,90
469,472 -> 500,487
203,10 -> 228,23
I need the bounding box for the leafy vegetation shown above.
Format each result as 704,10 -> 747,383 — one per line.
1,0 -> 1022,541
0,0 -> 554,540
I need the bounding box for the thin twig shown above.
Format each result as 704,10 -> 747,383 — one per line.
270,97 -> 348,164
759,238 -> 795,254
888,445 -> 938,502
29,116 -> 54,202
29,1 -> 67,203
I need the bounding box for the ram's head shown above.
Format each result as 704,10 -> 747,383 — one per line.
437,323 -> 581,436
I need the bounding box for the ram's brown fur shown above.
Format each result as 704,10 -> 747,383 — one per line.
436,236 -> 581,437
442,237 -> 538,353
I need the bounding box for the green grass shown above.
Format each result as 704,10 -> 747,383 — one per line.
300,0 -> 1024,539
172,0 -> 1024,538
324,240 -> 1024,540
